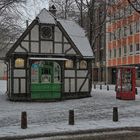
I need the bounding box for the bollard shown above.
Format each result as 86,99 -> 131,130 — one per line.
100,84 -> 102,90
113,107 -> 118,122
135,88 -> 138,95
107,85 -> 109,91
115,85 -> 117,91
21,111 -> 27,129
69,110 -> 74,125
94,84 -> 96,89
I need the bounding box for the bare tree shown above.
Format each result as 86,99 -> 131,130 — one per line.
49,0 -> 76,19
0,0 -> 26,50
127,0 -> 140,14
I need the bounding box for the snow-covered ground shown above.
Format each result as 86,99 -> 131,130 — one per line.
0,80 -> 140,138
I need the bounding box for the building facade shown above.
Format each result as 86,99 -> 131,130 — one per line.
1,9 -> 93,101
92,2 -> 106,83
106,0 -> 140,85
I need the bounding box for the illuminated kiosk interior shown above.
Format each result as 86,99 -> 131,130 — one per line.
3,8 -> 93,101
116,66 -> 136,100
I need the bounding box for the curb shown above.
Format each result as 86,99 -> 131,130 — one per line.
1,127 -> 140,140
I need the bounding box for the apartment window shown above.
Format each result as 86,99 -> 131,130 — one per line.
124,26 -> 127,36
124,7 -> 127,17
124,46 -> 127,56
109,50 -> 112,58
114,13 -> 116,20
130,24 -> 133,35
118,28 -> 121,39
113,31 -> 116,40
114,48 -> 116,58
137,67 -> 140,79
129,5 -> 132,15
136,21 -> 139,32
119,48 -> 121,57
129,45 -> 133,54
109,32 -> 112,41
136,43 -> 140,52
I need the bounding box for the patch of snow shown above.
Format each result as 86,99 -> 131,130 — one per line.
0,80 -> 140,137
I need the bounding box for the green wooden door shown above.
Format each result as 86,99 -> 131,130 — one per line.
31,61 -> 61,100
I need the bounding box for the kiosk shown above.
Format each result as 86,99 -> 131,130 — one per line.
0,8 -> 93,101
116,66 -> 136,100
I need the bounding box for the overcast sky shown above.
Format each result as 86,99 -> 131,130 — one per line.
18,0 -> 49,27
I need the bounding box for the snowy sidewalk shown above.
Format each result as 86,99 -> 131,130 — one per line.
0,80 -> 140,138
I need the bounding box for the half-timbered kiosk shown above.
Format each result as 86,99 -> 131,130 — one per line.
4,8 -> 94,101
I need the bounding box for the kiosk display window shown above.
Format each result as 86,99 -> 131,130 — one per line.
116,67 -> 136,100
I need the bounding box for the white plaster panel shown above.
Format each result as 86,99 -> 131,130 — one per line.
66,48 -> 76,54
81,79 -> 89,92
77,79 -> 84,91
77,70 -> 88,77
70,79 -> 75,92
14,79 -> 19,93
15,46 -> 26,53
14,70 -> 25,77
64,37 -> 68,43
21,79 -> 26,93
55,27 -> 62,42
65,70 -> 75,77
24,35 -> 29,41
21,41 -> 29,51
64,79 -> 69,92
31,42 -> 39,53
41,41 -> 53,53
64,44 -> 71,52
54,43 -> 62,53
31,25 -> 39,41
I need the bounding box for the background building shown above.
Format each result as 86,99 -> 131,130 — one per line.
92,2 -> 106,83
106,0 -> 140,85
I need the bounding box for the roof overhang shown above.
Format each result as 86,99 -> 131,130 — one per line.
29,57 -> 68,61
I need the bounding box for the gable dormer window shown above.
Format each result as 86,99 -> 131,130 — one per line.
41,26 -> 53,40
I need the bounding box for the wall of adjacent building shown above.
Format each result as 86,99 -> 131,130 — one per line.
106,0 -> 140,85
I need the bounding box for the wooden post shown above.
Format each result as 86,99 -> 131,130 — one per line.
115,85 -> 117,91
107,85 -> 109,90
100,84 -> 102,90
21,111 -> 27,129
94,84 -> 96,89
135,88 -> 138,95
113,107 -> 118,122
69,110 -> 74,125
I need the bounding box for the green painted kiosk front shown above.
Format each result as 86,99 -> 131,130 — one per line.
31,60 -> 61,100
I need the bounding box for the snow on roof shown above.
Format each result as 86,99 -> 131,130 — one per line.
36,8 -> 93,57
4,9 -> 93,59
58,20 -> 93,57
37,8 -> 56,24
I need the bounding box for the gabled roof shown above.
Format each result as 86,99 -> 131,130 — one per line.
37,8 -> 56,24
3,8 -> 93,60
58,20 -> 93,57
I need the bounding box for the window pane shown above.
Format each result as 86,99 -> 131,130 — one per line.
15,58 -> 25,68
65,60 -> 73,68
80,60 -> 87,69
